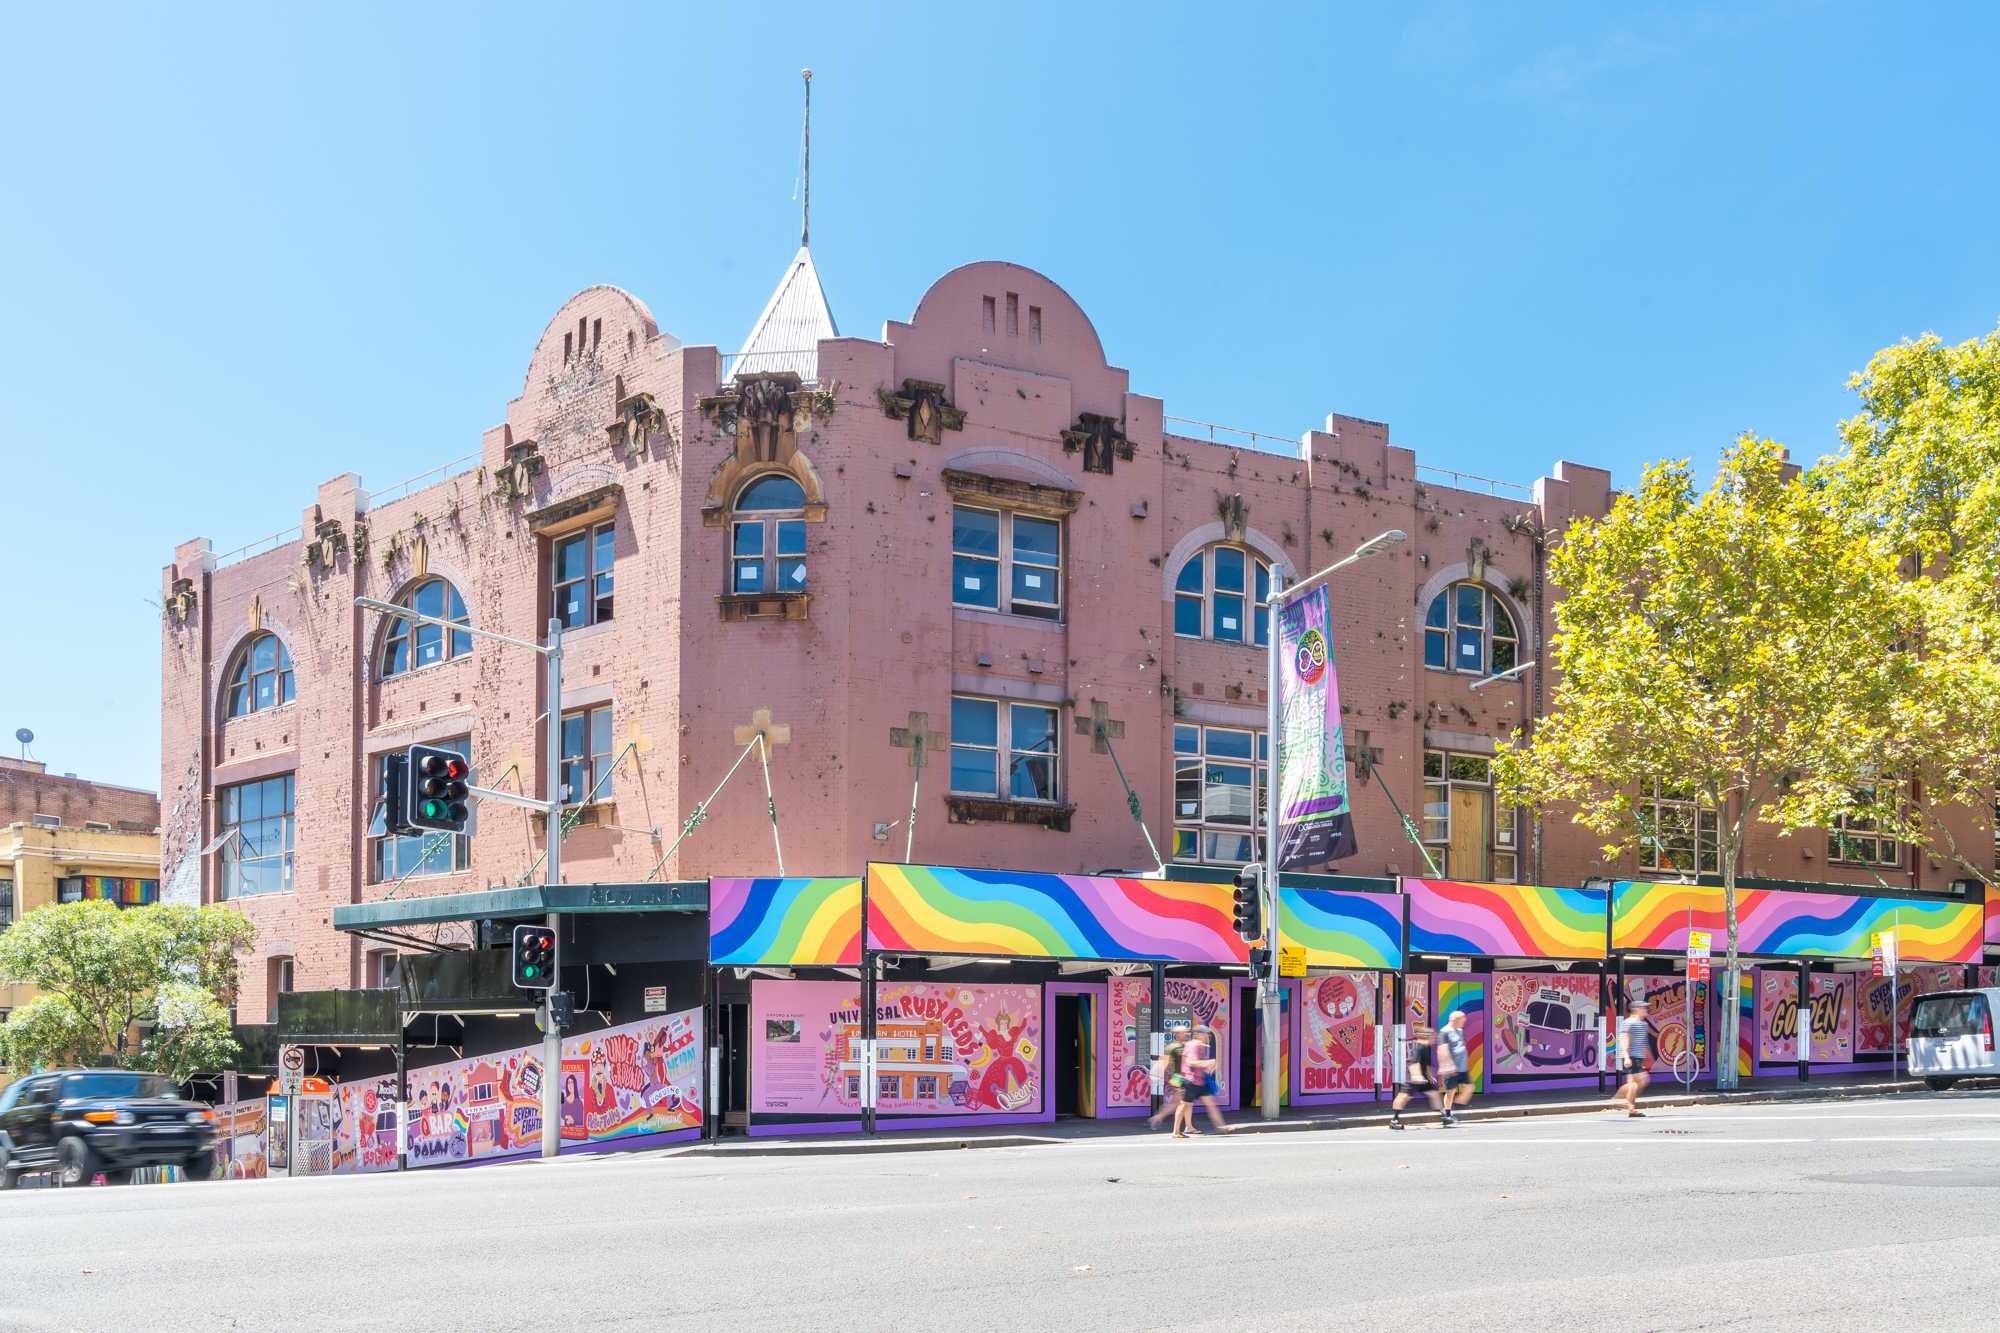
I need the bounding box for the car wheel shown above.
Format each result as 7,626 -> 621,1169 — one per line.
56,1136 -> 99,1187
181,1150 -> 215,1180
0,1167 -> 19,1191
1925,1076 -> 1957,1091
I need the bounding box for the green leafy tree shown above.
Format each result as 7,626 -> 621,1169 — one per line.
0,901 -> 256,1082
1494,435 -> 1909,1088
0,993 -> 106,1072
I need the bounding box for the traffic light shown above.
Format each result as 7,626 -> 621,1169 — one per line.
382,751 -> 415,836
406,744 -> 472,834
512,925 -> 557,990
1231,864 -> 1264,941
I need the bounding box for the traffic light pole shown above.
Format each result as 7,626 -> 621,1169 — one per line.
353,599 -> 567,1159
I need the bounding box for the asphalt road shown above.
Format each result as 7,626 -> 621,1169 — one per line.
6,1091 -> 2000,1333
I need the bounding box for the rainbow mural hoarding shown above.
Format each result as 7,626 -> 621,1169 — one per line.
709,877 -> 863,967
1987,885 -> 2000,947
1405,880 -> 1608,959
1277,887 -> 1404,969
1612,882 -> 1981,963
865,864 -> 1247,964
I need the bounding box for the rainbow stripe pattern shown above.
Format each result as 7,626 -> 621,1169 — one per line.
1611,882 -> 1981,963
1405,880 -> 1607,959
1435,976 -> 1487,1092
1987,886 -> 2000,946
59,876 -> 157,907
865,865 -> 1247,963
1278,888 -> 1404,969
709,878 -> 862,966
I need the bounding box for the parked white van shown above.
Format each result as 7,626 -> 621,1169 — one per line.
1907,989 -> 1998,1090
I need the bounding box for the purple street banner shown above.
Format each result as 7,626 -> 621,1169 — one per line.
1275,584 -> 1357,870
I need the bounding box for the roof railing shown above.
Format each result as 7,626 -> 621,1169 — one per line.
1162,416 -> 1302,457
363,452 -> 483,511
212,526 -> 305,569
1415,465 -> 1535,501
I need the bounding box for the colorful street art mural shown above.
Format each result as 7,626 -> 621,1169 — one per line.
709,877 -> 862,966
1622,977 -> 1693,1075
1613,883 -> 1981,962
211,1100 -> 269,1180
1758,973 -> 1854,1063
749,980 -> 1043,1123
1493,972 -> 1601,1076
1434,975 -> 1487,1092
1856,965 -> 1964,1054
1406,881 -> 1607,959
1299,972 -> 1379,1094
1104,977 -> 1232,1108
1278,888 -> 1403,969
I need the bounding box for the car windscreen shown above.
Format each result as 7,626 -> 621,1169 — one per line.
1910,994 -> 1988,1039
60,1072 -> 177,1101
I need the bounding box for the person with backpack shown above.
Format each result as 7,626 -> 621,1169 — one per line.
1147,1022 -> 1190,1131
1178,1025 -> 1236,1136
1387,1026 -> 1444,1130
1435,1010 -> 1472,1127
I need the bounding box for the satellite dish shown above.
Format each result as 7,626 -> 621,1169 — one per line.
14,728 -> 31,744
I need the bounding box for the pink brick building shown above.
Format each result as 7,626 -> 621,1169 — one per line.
159,252 -> 1989,1021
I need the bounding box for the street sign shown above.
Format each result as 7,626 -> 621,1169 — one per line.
1686,930 -> 1712,959
278,1044 -> 305,1095
1278,945 -> 1307,978
644,986 -> 667,1014
1870,929 -> 1898,978
1446,958 -> 1471,973
1688,959 -> 1711,983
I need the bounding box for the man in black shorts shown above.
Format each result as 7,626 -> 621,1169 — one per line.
1437,1010 -> 1472,1127
1388,1027 -> 1443,1130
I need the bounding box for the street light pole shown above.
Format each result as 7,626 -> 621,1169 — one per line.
1258,529 -> 1406,1121
354,597 -> 566,1159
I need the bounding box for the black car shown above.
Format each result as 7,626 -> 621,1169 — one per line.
0,1069 -> 217,1188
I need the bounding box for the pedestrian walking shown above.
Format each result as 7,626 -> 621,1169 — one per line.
1436,1010 -> 1473,1126
1180,1026 -> 1235,1135
1387,1026 -> 1444,1130
1148,1021 -> 1192,1131
1613,998 -> 1652,1117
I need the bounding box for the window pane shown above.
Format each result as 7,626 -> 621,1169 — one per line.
383,637 -> 408,677
1423,751 -> 1444,778
1172,828 -> 1199,861
1254,605 -> 1268,647
255,672 -> 275,710
952,508 -> 1000,557
1448,755 -> 1490,783
950,697 -> 998,748
1173,725 -> 1200,755
1426,630 -> 1447,670
1423,784 -> 1449,841
1455,626 -> 1482,669
595,572 -> 613,622
414,580 -> 444,619
448,585 -> 467,622
1255,562 -> 1269,606
1012,562 -> 1055,604
592,706 -> 612,763
559,583 -> 588,627
1175,553 -> 1204,595
1214,547 -> 1244,594
452,628 -> 472,658
733,523 -> 764,557
734,560 -> 764,592
1207,730 -> 1254,761
778,558 -> 808,589
556,534 -> 588,583
1009,705 -> 1058,801
1175,595 -> 1202,638
776,520 -> 806,556
950,746 -> 997,796
1426,593 -> 1448,629
252,636 -> 276,672
1456,584 -> 1484,627
1013,516 -> 1060,563
952,555 -> 999,608
1175,759 -> 1202,819
415,621 -> 442,667
737,475 -> 806,510
1493,600 -> 1517,640
1492,852 -> 1518,883
1215,593 -> 1244,642
1205,831 -> 1256,865
1204,764 -> 1253,824
1259,733 -> 1268,761
594,524 -> 615,574
1491,638 -> 1516,673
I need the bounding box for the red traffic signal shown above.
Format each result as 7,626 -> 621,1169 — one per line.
405,744 -> 473,834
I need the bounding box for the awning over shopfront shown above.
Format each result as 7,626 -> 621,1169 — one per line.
1611,880 -> 1982,962
332,881 -> 706,934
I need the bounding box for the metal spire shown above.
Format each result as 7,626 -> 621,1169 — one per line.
801,69 -> 812,247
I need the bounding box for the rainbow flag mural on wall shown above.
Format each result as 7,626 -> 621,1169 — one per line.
866,865 -> 1246,964
709,878 -> 862,966
1612,882 -> 1981,963
1435,975 -> 1487,1093
1986,886 -> 2000,946
58,877 -> 158,907
1278,887 -> 1404,969
1406,880 -> 1608,960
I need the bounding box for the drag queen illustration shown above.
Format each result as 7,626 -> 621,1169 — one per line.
972,1007 -> 1033,1110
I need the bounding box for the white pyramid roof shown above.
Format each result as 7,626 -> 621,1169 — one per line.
730,246 -> 838,382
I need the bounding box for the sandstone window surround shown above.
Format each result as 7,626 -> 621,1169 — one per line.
944,469 -> 1077,626
945,694 -> 1073,832
225,633 -> 295,718
1172,545 -> 1272,647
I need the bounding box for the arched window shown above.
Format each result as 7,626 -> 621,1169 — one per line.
732,474 -> 808,594
382,579 -> 471,677
1173,546 -> 1270,646
226,633 -> 294,717
1424,582 -> 1517,675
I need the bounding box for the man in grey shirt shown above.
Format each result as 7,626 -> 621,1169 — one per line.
1436,1011 -> 1472,1127
1614,998 -> 1652,1117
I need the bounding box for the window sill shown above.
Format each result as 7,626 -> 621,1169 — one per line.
945,797 -> 1073,831
719,592 -> 809,622
530,802 -> 617,838
952,606 -> 1064,633
376,655 -> 474,686
544,618 -> 616,646
222,702 -> 298,726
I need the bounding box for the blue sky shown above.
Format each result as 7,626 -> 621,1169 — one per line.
4,2 -> 1996,793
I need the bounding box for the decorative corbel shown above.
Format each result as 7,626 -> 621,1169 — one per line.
1061,412 -> 1134,476
878,379 -> 966,445
607,392 -> 664,458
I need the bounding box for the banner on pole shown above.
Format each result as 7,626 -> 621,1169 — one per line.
1274,585 -> 1356,870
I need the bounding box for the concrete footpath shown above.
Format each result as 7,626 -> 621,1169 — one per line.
663,1070 -> 1988,1158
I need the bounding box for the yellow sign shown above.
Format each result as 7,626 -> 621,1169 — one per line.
1687,931 -> 1711,950
1278,945 -> 1308,978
